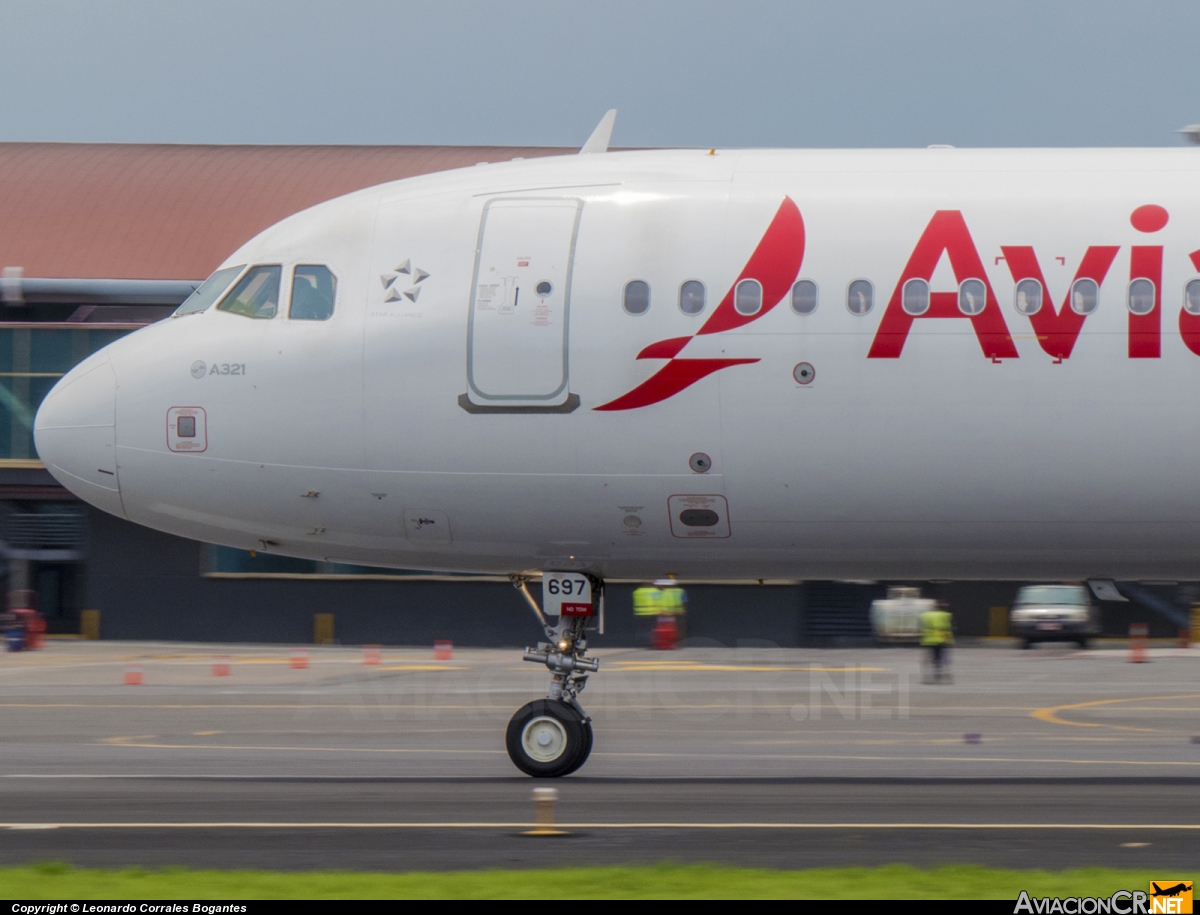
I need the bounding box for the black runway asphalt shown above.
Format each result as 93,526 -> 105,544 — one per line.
2,642 -> 1199,871
0,777 -> 1197,870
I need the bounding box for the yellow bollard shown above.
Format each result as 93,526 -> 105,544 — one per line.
988,606 -> 1008,638
313,613 -> 335,646
522,787 -> 566,837
80,610 -> 100,641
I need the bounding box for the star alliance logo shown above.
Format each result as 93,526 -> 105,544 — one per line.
380,259 -> 430,302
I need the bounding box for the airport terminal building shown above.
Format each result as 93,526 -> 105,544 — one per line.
0,142 -> 1186,647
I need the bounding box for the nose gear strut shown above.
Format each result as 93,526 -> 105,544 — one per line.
506,574 -> 600,777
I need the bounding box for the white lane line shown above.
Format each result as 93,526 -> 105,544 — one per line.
1,822 -> 1199,830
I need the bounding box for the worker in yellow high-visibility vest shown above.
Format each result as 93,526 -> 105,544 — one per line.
919,601 -> 954,683
633,585 -> 662,617
633,583 -> 662,647
659,582 -> 688,640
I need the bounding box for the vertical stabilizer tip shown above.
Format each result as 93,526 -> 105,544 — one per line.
579,110 -> 617,154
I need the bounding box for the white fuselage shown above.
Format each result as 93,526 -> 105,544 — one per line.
33,147 -> 1200,580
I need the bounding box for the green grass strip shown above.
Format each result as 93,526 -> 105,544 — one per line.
0,863 -> 1178,899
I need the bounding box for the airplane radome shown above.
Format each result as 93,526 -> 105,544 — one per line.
31,119 -> 1200,774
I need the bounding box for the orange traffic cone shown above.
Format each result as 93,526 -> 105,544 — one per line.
433,640 -> 453,661
212,655 -> 231,677
123,663 -> 143,685
290,649 -> 309,670
363,645 -> 381,666
1129,623 -> 1149,663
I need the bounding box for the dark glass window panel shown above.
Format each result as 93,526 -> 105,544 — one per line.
791,280 -> 817,315
734,279 -> 762,316
290,265 -> 337,321
217,265 -> 281,319
903,279 -> 930,316
623,280 -> 650,315
679,280 -> 706,315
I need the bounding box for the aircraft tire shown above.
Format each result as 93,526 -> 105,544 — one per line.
505,699 -> 588,778
560,719 -> 593,776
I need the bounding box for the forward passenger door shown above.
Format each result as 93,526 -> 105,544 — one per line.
461,197 -> 582,412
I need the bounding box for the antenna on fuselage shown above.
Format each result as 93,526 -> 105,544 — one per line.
1177,124 -> 1200,145
579,109 -> 617,154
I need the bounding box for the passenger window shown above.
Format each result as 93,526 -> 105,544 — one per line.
290,265 -> 337,321
1070,278 -> 1099,315
623,280 -> 650,315
958,278 -> 986,316
846,280 -> 873,315
902,278 -> 929,316
1014,279 -> 1042,315
175,265 -> 245,317
679,280 -> 706,316
1186,279 -> 1200,316
791,280 -> 817,315
216,265 -> 281,319
735,279 -> 762,316
1127,278 -> 1155,315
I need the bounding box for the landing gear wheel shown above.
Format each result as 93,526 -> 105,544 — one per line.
506,699 -> 588,778
560,719 -> 593,776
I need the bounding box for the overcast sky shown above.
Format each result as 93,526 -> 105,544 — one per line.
1,0 -> 1198,149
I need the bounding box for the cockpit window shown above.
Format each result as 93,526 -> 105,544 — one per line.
216,265 -> 281,319
174,265 -> 245,316
290,265 -> 337,321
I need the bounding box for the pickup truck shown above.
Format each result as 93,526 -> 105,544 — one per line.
1010,584 -> 1100,648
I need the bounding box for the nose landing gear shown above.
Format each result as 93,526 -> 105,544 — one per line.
507,574 -> 600,778
506,698 -> 592,777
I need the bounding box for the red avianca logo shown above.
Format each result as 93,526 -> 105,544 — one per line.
595,197 -> 805,411
597,198 -> 1194,412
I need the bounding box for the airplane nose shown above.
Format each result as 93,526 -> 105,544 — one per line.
34,355 -> 125,518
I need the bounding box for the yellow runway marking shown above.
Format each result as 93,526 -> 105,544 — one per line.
607,662 -> 887,673
0,704 -> 521,710
587,751 -> 1200,766
1,821 -> 1198,830
1030,694 -> 1200,732
93,736 -> 1200,767
99,736 -> 503,754
192,731 -> 222,736
743,735 -> 1148,747
1,701 -> 1185,717
374,665 -> 459,672
0,656 -> 467,667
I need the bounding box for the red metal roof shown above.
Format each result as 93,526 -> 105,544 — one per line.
0,143 -> 574,280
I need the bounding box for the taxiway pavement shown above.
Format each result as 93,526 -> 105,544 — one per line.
0,641 -> 1197,869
